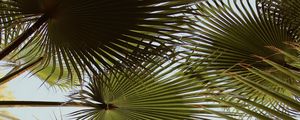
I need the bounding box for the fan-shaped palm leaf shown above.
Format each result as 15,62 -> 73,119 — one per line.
68,56 -> 226,120
186,46 -> 300,119
186,0 -> 295,71
184,0 -> 298,105
183,0 -> 300,119
0,0 -> 197,82
209,46 -> 300,119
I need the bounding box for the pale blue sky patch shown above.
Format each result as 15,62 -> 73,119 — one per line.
3,73 -> 82,120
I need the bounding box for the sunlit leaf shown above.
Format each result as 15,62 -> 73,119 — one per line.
69,57 -> 223,120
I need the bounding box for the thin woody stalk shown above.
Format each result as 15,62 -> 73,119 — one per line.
0,101 -> 89,107
0,101 -> 118,109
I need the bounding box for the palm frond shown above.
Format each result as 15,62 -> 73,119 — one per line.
186,0 -> 294,71
191,45 -> 300,119
0,0 -> 198,83
183,0 -> 294,110
68,56 -> 225,120
183,0 -> 300,119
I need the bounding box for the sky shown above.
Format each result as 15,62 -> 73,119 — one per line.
2,72 -> 82,120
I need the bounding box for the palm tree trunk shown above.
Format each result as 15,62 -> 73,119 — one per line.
0,14 -> 49,60
0,101 -> 89,107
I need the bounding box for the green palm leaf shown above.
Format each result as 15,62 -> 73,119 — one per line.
186,0 -> 294,109
210,51 -> 300,119
0,0 -> 197,82
187,55 -> 300,119
68,57 -> 224,120
183,0 -> 300,119
185,0 -> 298,106
186,0 -> 295,71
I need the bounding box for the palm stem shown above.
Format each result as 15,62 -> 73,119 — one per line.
0,101 -> 117,109
0,14 -> 49,60
0,101 -> 89,107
